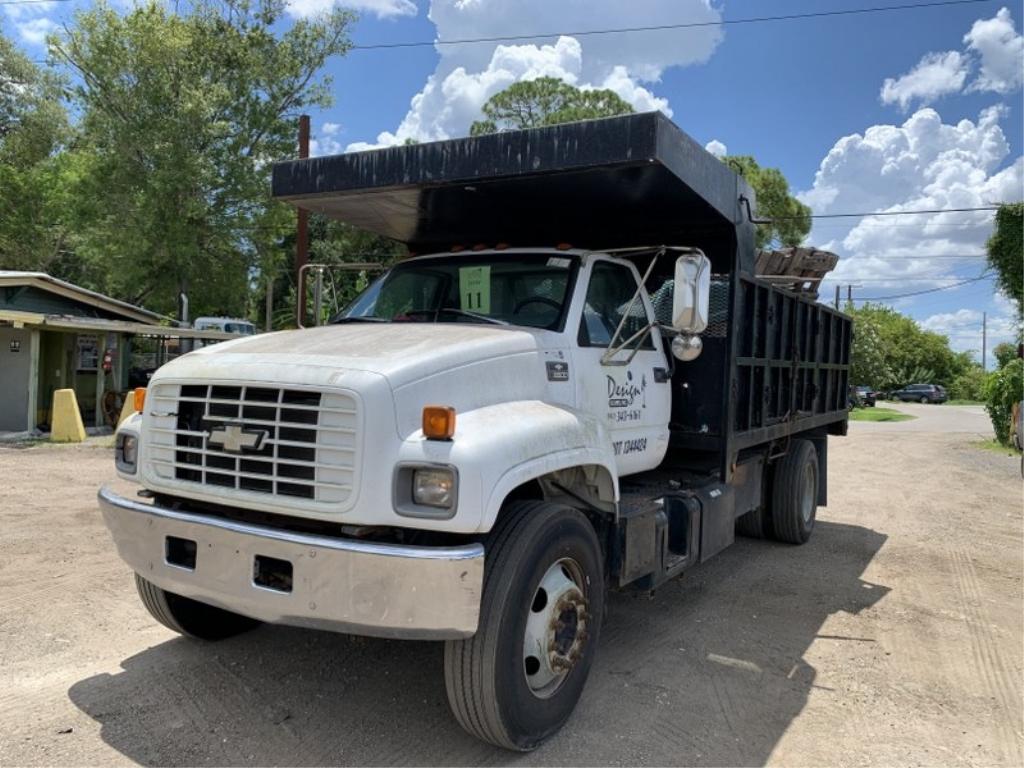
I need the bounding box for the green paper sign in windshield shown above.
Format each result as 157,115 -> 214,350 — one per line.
459,266 -> 491,313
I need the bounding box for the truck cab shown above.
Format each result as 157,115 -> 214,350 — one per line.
100,113 -> 850,751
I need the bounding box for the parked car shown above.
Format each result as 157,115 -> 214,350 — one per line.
892,383 -> 947,404
855,385 -> 876,407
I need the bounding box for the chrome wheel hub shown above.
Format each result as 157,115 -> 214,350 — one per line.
523,558 -> 589,698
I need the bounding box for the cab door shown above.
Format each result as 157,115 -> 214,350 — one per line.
572,258 -> 671,476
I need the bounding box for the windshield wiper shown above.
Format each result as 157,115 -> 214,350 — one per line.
437,308 -> 509,325
391,309 -> 509,326
332,316 -> 389,324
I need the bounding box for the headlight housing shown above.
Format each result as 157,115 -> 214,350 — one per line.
115,432 -> 138,474
393,464 -> 458,519
413,468 -> 455,508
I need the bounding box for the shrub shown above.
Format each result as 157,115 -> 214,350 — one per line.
985,358 -> 1023,446
948,367 -> 988,401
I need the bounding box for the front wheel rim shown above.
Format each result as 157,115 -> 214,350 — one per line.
522,557 -> 589,699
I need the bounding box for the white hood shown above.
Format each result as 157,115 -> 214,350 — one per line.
162,323 -> 547,389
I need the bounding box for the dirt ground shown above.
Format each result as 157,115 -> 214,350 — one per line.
0,404 -> 1020,766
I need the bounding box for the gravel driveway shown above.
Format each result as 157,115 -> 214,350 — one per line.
0,406 -> 1020,766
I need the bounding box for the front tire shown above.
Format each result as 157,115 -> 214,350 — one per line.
769,440 -> 819,545
444,501 -> 604,751
920,396 -> 929,404
135,574 -> 260,640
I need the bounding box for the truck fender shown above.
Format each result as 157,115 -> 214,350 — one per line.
464,402 -> 618,533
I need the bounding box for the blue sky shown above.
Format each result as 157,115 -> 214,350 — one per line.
5,0 -> 1023,362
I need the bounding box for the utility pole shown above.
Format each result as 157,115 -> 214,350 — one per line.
265,277 -> 274,333
982,311 -> 987,371
847,285 -> 853,307
834,285 -> 840,309
296,115 -> 310,326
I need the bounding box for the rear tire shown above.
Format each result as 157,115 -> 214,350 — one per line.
920,396 -> 928,404
444,500 -> 604,751
769,440 -> 819,545
736,507 -> 771,539
135,573 -> 260,640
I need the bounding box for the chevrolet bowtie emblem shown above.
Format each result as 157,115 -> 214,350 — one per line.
207,423 -> 267,454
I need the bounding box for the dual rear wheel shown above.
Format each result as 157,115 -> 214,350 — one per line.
736,438 -> 819,545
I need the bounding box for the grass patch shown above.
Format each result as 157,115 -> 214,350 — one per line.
849,407 -> 916,422
974,439 -> 1021,456
945,399 -> 985,406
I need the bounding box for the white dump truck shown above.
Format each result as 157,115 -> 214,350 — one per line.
100,113 -> 850,751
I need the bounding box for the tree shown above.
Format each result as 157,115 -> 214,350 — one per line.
722,156 -> 811,249
993,342 -> 1018,370
849,308 -> 890,387
0,34 -> 70,272
262,215 -> 404,328
986,202 -> 1023,315
947,366 -> 988,402
986,358 -> 1023,446
49,0 -> 354,316
469,77 -> 633,136
846,303 -> 967,391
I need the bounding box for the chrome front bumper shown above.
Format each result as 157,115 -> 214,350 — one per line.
98,486 -> 484,639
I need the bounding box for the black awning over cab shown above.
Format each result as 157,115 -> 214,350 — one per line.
271,112 -> 757,274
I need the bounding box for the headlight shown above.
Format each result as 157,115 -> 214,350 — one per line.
115,432 -> 138,474
394,464 -> 459,519
413,468 -> 455,508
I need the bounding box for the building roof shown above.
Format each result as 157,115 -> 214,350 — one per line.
0,271 -> 165,325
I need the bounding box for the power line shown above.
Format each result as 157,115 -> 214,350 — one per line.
854,273 -> 994,301
802,205 -> 1000,220
0,0 -> 72,4
350,0 -> 997,51
843,257 -> 987,264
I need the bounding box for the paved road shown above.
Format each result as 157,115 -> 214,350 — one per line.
857,401 -> 993,433
1,407 -> 1020,766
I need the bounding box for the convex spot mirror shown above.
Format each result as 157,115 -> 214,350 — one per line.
671,253 -> 711,333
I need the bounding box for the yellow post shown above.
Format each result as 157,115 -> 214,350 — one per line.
51,388 -> 86,443
117,391 -> 137,427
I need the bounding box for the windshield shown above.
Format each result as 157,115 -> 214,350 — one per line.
336,253 -> 578,330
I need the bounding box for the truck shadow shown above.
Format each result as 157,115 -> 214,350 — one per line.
68,520 -> 888,766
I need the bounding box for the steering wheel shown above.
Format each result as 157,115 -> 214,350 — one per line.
513,297 -> 561,315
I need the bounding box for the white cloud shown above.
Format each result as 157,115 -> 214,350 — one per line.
347,0 -> 723,150
876,7 -> 1023,110
3,3 -> 58,47
322,122 -> 342,135
286,0 -> 416,19
704,139 -> 727,157
13,17 -> 57,46
798,106 -> 1023,299
964,6 -> 1024,94
879,51 -> 968,111
922,305 -> 1019,359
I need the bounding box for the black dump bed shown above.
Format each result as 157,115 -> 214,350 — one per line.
272,113 -> 849,477
272,112 -> 756,274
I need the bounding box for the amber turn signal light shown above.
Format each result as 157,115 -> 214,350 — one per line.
422,406 -> 456,440
133,387 -> 147,413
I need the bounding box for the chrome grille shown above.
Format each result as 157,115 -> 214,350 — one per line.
146,383 -> 358,509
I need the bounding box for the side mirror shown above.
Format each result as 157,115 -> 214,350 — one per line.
671,253 -> 711,333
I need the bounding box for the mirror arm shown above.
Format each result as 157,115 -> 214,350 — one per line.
601,322 -> 657,366
601,247 -> 664,365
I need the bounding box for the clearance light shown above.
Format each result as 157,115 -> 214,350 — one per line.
422,406 -> 456,440
133,387 -> 147,412
556,242 -> 573,250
